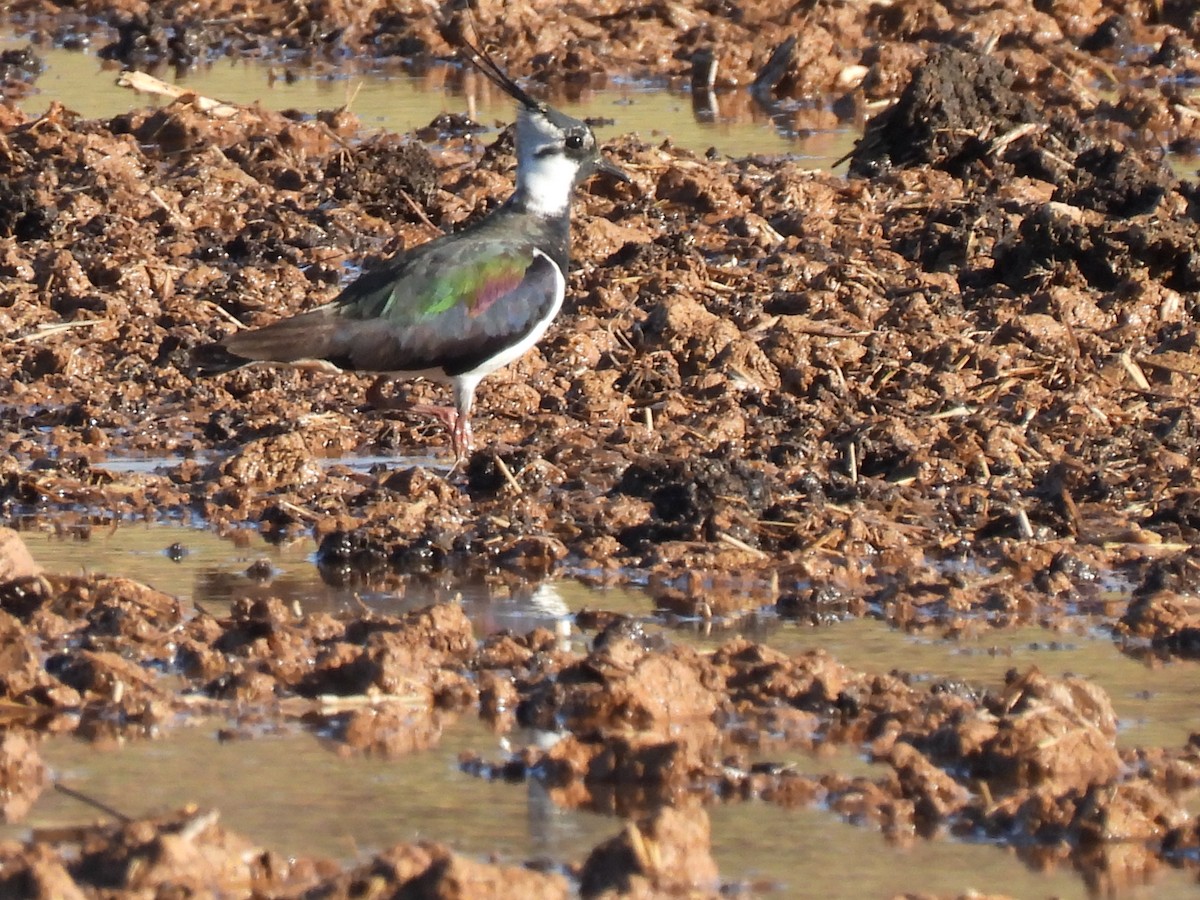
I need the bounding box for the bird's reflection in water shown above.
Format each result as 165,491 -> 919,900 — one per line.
193,566 -> 577,646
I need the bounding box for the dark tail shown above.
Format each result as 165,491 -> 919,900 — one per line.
191,340 -> 250,375
191,310 -> 347,375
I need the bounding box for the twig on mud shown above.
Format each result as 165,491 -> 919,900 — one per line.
343,80 -> 363,113
398,186 -> 442,236
606,321 -> 637,352
976,453 -> 992,480
146,188 -> 191,231
198,299 -> 248,331
927,404 -> 976,419
1065,47 -> 1120,91
54,782 -> 133,823
987,123 -> 1040,157
804,528 -> 844,553
116,70 -> 240,118
978,779 -> 995,811
311,692 -> 427,711
178,809 -> 221,843
492,453 -> 523,494
1014,505 -> 1034,540
1101,540 -> 1192,552
277,500 -> 321,522
754,519 -> 801,530
515,457 -> 566,481
779,319 -> 872,338
1139,350 -> 1200,378
703,277 -> 737,295
14,319 -> 110,343
1119,350 -> 1151,391
718,532 -> 768,559
626,821 -> 660,872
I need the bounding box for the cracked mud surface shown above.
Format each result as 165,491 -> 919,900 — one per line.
2,0 -> 1200,896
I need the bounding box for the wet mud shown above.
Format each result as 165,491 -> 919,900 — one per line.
1,0 -> 1200,896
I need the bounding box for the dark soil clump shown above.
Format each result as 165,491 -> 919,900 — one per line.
3,0 -> 1200,895
850,46 -> 1038,177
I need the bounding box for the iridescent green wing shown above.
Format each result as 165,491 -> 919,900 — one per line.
324,236 -> 562,374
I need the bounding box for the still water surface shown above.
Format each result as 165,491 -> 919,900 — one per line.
17,718 -> 1145,899
12,521 -> 1200,897
3,31 -> 858,164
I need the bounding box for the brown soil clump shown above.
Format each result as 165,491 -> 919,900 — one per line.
0,29 -> 1198,593
2,0 -> 1200,896
580,804 -> 719,898
0,805 -> 572,898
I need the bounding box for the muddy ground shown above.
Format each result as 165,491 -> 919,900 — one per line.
1,0 -> 1200,896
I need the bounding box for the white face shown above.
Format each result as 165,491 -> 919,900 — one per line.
514,107 -> 596,217
517,152 -> 583,217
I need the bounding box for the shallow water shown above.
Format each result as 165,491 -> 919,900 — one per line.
12,717 -> 1195,898
9,720 -> 1189,898
23,520 -> 647,630
96,452 -> 446,476
24,718 -> 618,865
3,31 -> 859,164
27,520 -> 1200,748
709,801 -> 1178,899
690,617 -> 1200,751
14,520 -> 1200,895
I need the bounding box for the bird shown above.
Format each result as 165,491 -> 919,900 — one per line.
193,41 -> 628,465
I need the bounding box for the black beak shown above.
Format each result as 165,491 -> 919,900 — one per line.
593,154 -> 631,183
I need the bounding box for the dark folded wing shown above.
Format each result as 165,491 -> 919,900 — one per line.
212,245 -> 563,376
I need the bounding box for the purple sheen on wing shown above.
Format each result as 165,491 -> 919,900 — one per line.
470,273 -> 524,318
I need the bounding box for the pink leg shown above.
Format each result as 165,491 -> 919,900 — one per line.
451,413 -> 474,461
410,403 -> 473,463
367,377 -> 477,466
448,378 -> 477,465
410,402 -> 457,429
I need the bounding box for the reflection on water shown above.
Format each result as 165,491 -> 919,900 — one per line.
710,801 -> 1192,899
2,30 -> 859,163
97,453 -> 446,476
26,519 -> 1200,749
10,720 -> 1194,898
16,519 -> 1200,895
10,717 -> 617,865
688,615 -> 1200,751
25,520 -> 1200,749
22,521 -> 648,630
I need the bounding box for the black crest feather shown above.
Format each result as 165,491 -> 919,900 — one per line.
453,5 -> 543,112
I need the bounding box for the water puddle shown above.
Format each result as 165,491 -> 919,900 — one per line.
26,519 -> 1200,752
10,516 -> 1200,894
22,521 -> 647,633
11,717 -> 616,865
689,616 -> 1200,750
8,717 -> 1192,897
96,452 -> 446,476
2,30 -> 859,164
710,800 -> 1190,898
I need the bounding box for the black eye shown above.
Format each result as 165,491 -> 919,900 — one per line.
565,133 -> 584,150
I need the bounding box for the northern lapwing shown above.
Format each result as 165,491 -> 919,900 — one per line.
194,41 -> 628,464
